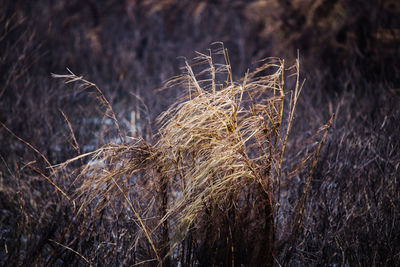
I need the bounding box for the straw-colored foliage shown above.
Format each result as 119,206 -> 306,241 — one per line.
55,44 -> 331,265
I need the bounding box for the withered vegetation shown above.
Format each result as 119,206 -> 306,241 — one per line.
1,0 -> 399,266
49,46 -> 331,265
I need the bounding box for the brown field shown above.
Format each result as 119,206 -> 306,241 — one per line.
1,1 -> 399,266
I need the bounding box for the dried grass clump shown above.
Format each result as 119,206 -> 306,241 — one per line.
53,45 -> 331,266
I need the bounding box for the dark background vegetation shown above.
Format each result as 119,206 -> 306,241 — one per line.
1,0 -> 399,266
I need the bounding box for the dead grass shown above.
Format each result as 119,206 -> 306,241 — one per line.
50,44 -> 332,266
1,1 -> 399,266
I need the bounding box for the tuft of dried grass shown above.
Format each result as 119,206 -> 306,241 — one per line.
53,44 -> 332,266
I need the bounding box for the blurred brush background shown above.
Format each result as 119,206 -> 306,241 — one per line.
1,0 -> 399,266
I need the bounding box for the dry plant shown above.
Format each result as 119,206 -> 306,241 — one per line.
1,1 -> 398,265
53,44 -> 332,266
